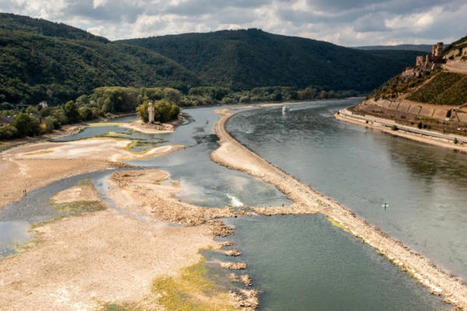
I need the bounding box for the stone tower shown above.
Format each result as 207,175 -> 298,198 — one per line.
148,102 -> 155,123
432,42 -> 443,58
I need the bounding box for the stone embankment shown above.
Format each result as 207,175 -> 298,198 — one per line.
211,106 -> 467,309
337,107 -> 467,153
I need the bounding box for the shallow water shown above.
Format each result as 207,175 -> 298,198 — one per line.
1,106 -> 288,256
225,215 -> 449,311
227,98 -> 467,280
128,106 -> 289,207
0,170 -> 112,256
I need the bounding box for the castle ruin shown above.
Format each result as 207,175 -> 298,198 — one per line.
415,42 -> 444,71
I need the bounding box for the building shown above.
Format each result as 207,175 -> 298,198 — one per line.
415,42 -> 444,71
38,101 -> 48,109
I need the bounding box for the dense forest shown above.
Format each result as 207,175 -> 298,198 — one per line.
122,29 -> 423,91
0,13 -> 199,107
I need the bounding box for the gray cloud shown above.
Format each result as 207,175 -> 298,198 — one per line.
0,0 -> 465,46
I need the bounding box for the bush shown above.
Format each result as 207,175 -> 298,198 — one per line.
78,106 -> 93,121
137,99 -> 180,123
63,101 -> 80,123
0,124 -> 18,139
136,101 -> 149,123
12,113 -> 40,137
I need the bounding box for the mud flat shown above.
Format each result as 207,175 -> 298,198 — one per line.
211,105 -> 467,309
0,138 -> 183,209
0,169 -> 245,310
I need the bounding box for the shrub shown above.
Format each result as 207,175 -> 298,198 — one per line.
78,106 -> 93,121
12,113 -> 40,137
137,99 -> 180,123
63,101 -> 80,123
0,124 -> 18,139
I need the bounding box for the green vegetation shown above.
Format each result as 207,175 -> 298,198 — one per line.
136,99 -> 180,123
53,200 -> 105,217
101,258 -> 236,311
122,29 -> 422,92
0,13 -> 427,141
0,13 -> 199,107
369,71 -> 433,100
408,72 -> 467,105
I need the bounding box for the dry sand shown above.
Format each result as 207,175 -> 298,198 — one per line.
0,208 -> 216,310
0,138 -> 183,209
120,119 -> 174,134
211,105 -> 467,309
0,169 -> 235,310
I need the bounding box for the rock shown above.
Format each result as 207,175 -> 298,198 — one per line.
211,220 -> 235,237
221,262 -> 247,270
224,248 -> 241,257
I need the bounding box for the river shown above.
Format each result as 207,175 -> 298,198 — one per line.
0,101 -> 455,310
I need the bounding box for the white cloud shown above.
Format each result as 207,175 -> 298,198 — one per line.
0,0 -> 466,45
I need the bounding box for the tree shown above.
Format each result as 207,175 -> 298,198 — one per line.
0,124 -> 18,139
12,113 -> 40,137
136,99 -> 180,123
136,101 -> 149,123
78,107 -> 93,121
63,100 -> 80,123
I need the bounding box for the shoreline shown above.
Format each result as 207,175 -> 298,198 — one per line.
336,108 -> 467,154
210,104 -> 467,309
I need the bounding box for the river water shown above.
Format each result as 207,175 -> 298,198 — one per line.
226,98 -> 466,308
1,102 -> 454,309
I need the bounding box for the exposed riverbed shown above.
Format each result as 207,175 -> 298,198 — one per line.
0,101 -> 458,310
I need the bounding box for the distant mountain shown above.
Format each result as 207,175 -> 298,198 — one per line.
0,13 -> 199,106
355,44 -> 433,53
120,29 -> 423,92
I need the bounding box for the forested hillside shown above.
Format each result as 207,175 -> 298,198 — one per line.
0,13 -> 199,107
122,29 -> 423,91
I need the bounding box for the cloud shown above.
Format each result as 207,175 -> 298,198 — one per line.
0,0 -> 466,45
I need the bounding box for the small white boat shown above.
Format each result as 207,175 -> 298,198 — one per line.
282,105 -> 289,114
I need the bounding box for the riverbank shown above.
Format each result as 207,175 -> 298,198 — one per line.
211,105 -> 467,309
336,108 -> 467,153
0,137 -> 185,209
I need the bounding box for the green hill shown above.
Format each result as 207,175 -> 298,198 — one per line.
121,29 -> 423,91
0,13 -> 199,106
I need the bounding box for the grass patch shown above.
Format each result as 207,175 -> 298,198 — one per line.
53,200 -> 105,217
327,217 -> 350,232
101,258 -> 237,311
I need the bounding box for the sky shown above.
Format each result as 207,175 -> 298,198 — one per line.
0,0 -> 466,46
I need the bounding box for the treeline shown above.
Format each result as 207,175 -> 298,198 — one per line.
182,86 -> 360,106
0,86 -> 182,139
0,85 -> 361,140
